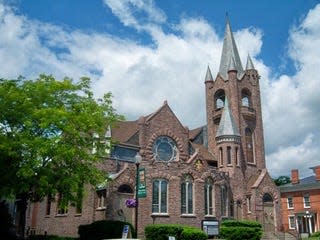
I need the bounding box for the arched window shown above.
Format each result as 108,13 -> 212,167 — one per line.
214,89 -> 225,109
204,178 -> 214,216
263,193 -> 273,203
221,185 -> 227,216
245,128 -> 254,163
227,146 -> 232,165
118,184 -> 133,193
235,147 -> 239,166
219,147 -> 223,167
181,174 -> 193,214
241,89 -> 251,107
152,179 -> 168,213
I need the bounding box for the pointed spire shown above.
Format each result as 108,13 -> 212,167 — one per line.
219,15 -> 244,80
246,54 -> 255,70
227,56 -> 237,72
205,66 -> 213,82
216,97 -> 240,138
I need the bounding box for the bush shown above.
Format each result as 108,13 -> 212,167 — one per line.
144,224 -> 207,240
219,220 -> 262,240
145,224 -> 183,240
310,231 -> 320,237
28,235 -> 76,240
180,226 -> 207,240
78,220 -> 135,240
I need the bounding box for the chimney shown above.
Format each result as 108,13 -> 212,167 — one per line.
311,166 -> 320,181
291,169 -> 299,184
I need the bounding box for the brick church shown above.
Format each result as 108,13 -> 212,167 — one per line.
26,18 -> 281,237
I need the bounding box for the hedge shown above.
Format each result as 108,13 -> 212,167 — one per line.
219,220 -> 262,240
78,220 -> 136,240
145,224 -> 207,240
310,231 -> 320,237
28,235 -> 76,240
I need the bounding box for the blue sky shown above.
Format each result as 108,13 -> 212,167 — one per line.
14,0 -> 318,75
1,0 -> 320,178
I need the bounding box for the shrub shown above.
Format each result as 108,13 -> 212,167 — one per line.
28,235 -> 76,240
219,220 -> 262,240
144,224 -> 207,240
180,226 -> 207,240
310,231 -> 320,237
78,220 -> 135,240
145,224 -> 183,240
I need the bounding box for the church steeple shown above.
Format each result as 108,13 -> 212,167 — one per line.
219,15 -> 244,80
205,66 -> 213,82
216,97 -> 240,142
245,54 -> 255,70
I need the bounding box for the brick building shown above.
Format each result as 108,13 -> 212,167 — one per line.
280,166 -> 320,237
26,18 -> 280,238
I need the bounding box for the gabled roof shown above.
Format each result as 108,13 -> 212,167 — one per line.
280,175 -> 320,193
216,97 -> 240,137
189,126 -> 203,140
111,120 -> 139,144
218,16 -> 244,80
190,142 -> 216,161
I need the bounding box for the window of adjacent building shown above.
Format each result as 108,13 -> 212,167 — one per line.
152,179 -> 168,214
245,128 -> 254,163
287,197 -> 294,209
303,195 -> 311,208
219,148 -> 223,167
227,146 -> 232,165
241,89 -> 251,107
221,185 -> 227,216
57,193 -> 68,215
288,215 -> 295,229
97,189 -> 107,209
214,89 -> 225,109
204,178 -> 214,216
181,175 -> 193,215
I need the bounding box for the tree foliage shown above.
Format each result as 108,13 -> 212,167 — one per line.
274,176 -> 291,186
0,74 -> 123,204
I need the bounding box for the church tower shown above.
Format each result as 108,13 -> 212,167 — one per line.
205,16 -> 269,219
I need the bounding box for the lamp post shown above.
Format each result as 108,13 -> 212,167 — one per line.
134,152 -> 142,237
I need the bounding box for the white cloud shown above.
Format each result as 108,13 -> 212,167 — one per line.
0,2 -> 319,179
266,134 -> 319,178
103,0 -> 166,30
263,4 -> 320,177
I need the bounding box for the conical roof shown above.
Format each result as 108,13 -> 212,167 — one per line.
205,66 -> 213,82
246,54 -> 255,70
216,97 -> 240,137
228,56 -> 237,72
218,16 -> 244,80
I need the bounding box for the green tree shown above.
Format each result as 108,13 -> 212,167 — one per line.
274,176 -> 291,186
0,75 -> 123,237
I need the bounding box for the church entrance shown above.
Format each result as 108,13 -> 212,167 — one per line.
262,193 -> 275,233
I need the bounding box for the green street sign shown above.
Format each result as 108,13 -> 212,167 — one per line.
138,168 -> 146,198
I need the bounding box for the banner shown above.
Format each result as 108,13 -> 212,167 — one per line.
137,168 -> 147,198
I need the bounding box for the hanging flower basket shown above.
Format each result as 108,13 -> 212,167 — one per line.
125,198 -> 137,208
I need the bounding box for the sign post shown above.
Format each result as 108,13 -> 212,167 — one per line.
202,220 -> 219,237
122,225 -> 129,239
